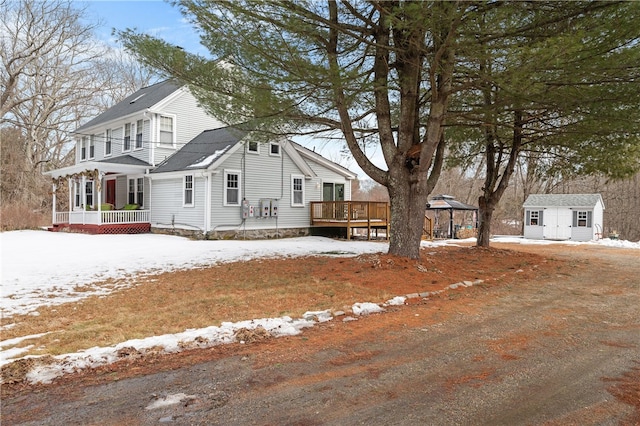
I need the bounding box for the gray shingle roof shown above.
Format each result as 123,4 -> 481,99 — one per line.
523,194 -> 604,208
99,155 -> 151,166
151,127 -> 247,174
76,80 -> 183,132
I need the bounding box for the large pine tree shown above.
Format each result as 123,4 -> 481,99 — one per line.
119,1 -> 640,256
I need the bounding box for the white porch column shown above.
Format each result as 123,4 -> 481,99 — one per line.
52,182 -> 57,224
97,173 -> 103,225
68,179 -> 73,213
81,174 -> 86,224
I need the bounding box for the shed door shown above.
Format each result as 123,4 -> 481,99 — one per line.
543,208 -> 572,240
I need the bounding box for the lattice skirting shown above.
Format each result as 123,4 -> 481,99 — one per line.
49,223 -> 150,235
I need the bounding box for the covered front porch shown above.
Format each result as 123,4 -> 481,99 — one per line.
45,157 -> 152,234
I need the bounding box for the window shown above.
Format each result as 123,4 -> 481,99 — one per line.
270,142 -> 280,156
135,119 -> 143,149
322,182 -> 345,201
160,116 -> 174,146
224,170 -> 241,206
573,210 -> 592,228
80,137 -> 87,160
526,210 -> 543,226
291,175 -> 304,206
105,129 -> 112,156
85,181 -> 94,208
89,135 -> 95,159
184,175 -> 194,207
128,178 -> 144,207
124,123 -> 131,151
247,141 -> 259,153
128,179 -> 136,205
74,180 -> 81,207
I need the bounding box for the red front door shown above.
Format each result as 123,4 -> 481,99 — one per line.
106,180 -> 116,206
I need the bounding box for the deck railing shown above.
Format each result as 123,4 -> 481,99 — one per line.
54,209 -> 150,225
310,201 -> 389,223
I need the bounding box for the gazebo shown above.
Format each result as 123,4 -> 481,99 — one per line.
426,195 -> 478,239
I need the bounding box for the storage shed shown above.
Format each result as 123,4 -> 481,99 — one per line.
523,194 -> 605,241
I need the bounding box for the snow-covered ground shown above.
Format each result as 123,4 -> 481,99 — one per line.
1,230 -> 638,384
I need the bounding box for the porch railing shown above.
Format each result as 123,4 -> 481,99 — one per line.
54,209 -> 150,225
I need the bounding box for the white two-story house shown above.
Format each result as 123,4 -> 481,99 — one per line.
45,80 -> 363,238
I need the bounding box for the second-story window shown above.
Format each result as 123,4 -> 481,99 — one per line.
135,119 -> 143,149
105,129 -> 112,156
80,137 -> 87,160
124,123 -> 131,151
89,135 -> 95,159
160,116 -> 173,146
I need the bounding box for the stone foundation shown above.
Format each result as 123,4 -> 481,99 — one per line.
151,226 -> 310,240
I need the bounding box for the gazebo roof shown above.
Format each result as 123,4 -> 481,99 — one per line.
426,195 -> 477,211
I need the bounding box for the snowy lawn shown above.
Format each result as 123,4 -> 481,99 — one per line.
1,230 -> 637,384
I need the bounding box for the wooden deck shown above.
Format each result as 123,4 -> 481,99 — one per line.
310,201 -> 390,240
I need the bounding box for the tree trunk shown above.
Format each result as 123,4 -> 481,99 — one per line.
387,172 -> 430,259
477,196 -> 495,247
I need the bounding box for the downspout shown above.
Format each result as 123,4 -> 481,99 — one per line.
146,169 -> 152,227
145,110 -> 154,166
203,170 -> 212,235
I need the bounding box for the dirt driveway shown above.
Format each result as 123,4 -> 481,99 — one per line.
2,243 -> 639,425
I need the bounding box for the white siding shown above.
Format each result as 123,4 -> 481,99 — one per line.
150,176 -> 206,232
523,209 -> 544,239
206,141 -> 340,231
152,91 -> 223,166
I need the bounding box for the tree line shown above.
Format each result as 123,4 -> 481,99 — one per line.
0,0 -> 155,229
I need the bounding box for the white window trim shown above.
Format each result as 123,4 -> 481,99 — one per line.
269,142 -> 281,157
85,180 -> 95,208
123,123 -> 132,152
134,119 -> 144,150
246,140 -> 259,154
80,137 -> 87,161
223,169 -> 242,206
158,114 -> 176,148
89,135 -> 95,160
291,174 -> 305,207
105,129 -> 112,157
183,174 -> 195,207
127,177 -> 145,207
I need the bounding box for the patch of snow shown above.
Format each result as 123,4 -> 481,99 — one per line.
146,393 -> 196,410
187,146 -> 231,168
352,302 -> 384,316
385,296 -> 406,306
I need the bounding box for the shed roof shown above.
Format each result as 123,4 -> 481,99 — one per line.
77,80 -> 183,132
151,127 -> 245,174
523,193 -> 604,209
